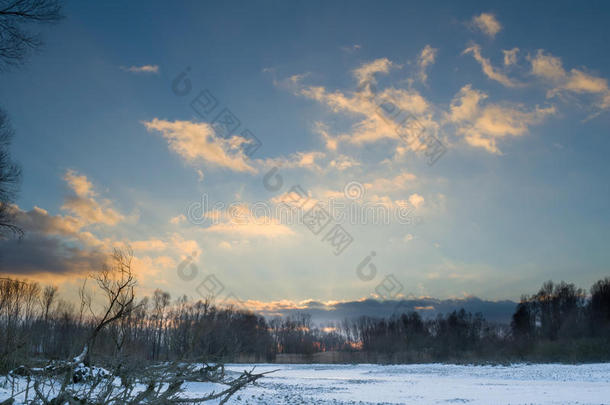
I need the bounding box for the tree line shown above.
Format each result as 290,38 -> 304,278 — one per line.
1,263 -> 609,370
0,263 -> 275,372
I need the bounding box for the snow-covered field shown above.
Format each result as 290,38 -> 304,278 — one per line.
2,363 -> 609,404
208,363 -> 610,405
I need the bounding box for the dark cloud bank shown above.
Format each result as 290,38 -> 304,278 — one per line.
258,297 -> 517,325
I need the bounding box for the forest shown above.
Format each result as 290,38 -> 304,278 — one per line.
2,250 -> 609,372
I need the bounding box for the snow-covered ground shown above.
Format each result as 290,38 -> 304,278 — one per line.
210,363 -> 610,404
2,363 -> 609,404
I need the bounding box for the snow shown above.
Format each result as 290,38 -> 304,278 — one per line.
211,363 -> 610,404
72,345 -> 87,364
72,362 -> 111,381
2,363 -> 609,404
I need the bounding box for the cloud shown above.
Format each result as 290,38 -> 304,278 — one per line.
62,170 -> 124,226
352,58 -> 395,86
205,220 -> 295,238
0,172 -> 131,277
471,13 -> 502,38
0,233 -> 107,275
365,172 -> 417,194
464,44 -> 520,87
242,297 -> 516,324
131,239 -> 167,252
503,48 -> 519,66
286,58 -> 445,165
271,72 -> 311,90
447,84 -> 488,123
15,170 -> 126,240
530,50 -> 610,114
167,233 -> 201,256
261,151 -> 326,172
290,151 -> 324,170
562,70 -> 609,95
300,83 -> 431,146
341,44 -> 361,53
328,155 -> 360,171
204,203 -> 295,238
218,241 -> 232,249
379,87 -> 430,115
449,85 -> 555,154
120,65 -> 159,74
0,204 -> 106,276
112,233 -> 202,284
530,51 -> 565,80
272,151 -> 360,172
464,104 -> 555,154
0,172 -> 197,284
313,122 -> 338,151
170,214 -> 186,225
13,205 -> 82,238
417,45 -> 438,83
64,170 -> 94,198
143,119 -> 256,173
408,193 -> 425,209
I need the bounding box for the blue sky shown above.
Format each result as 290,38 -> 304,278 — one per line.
1,0 -> 610,311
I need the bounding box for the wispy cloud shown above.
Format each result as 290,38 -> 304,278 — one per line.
341,44 -> 362,53
261,151 -> 326,172
417,45 -> 438,84
120,64 -> 159,74
463,44 -> 520,87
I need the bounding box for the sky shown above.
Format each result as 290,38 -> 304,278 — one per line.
1,0 -> 610,315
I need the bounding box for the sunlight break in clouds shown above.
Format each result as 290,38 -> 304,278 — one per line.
143,119 -> 256,173
203,203 -> 295,238
471,12 -> 502,38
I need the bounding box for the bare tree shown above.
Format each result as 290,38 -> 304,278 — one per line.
11,361 -> 275,404
0,110 -> 21,238
80,247 -> 137,365
0,0 -> 62,70
40,284 -> 57,322
0,0 -> 62,238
